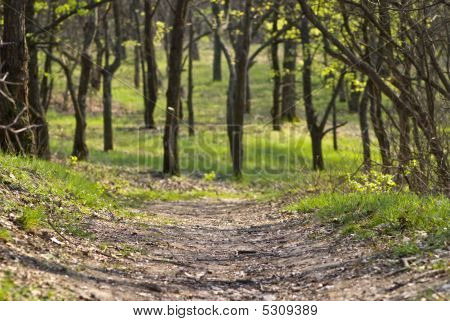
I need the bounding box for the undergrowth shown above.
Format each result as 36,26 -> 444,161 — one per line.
287,192 -> 449,255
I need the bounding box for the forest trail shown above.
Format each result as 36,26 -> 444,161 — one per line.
3,196 -> 447,300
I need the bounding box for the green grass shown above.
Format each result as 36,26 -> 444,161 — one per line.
0,228 -> 11,242
0,154 -> 112,237
0,272 -> 56,301
286,192 -> 450,254
0,154 -> 109,209
18,207 -> 47,232
0,272 -> 31,301
47,43 -> 362,194
119,188 -> 242,203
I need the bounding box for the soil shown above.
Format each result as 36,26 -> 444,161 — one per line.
1,195 -> 448,300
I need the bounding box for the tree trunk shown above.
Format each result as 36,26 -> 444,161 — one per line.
228,0 -> 251,177
301,18 -> 323,170
332,92 -> 338,150
348,76 -> 360,113
281,38 -> 297,121
102,0 -> 122,152
311,130 -> 324,171
134,45 -> 141,89
0,0 -> 34,155
26,0 -> 50,160
91,34 -> 103,91
245,72 -> 251,114
163,0 -> 190,175
144,0 -> 159,129
358,82 -> 371,170
40,0 -> 56,112
187,11 -> 195,137
270,8 -> 281,131
103,74 -> 113,151
73,6 -> 97,160
338,76 -> 346,102
369,83 -> 391,170
211,2 -> 222,81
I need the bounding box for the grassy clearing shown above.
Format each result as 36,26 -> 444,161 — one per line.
48,43 -> 362,195
286,192 -> 450,255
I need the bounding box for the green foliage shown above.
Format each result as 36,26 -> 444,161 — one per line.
119,188 -> 238,203
18,207 -> 46,232
348,171 -> 397,193
0,228 -> 11,242
286,192 -> 450,251
0,154 -> 109,209
392,242 -> 420,258
0,272 -> 31,301
0,154 -> 112,238
0,272 -> 56,301
204,171 -> 217,182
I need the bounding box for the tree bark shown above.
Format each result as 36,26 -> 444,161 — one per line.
358,82 -> 371,170
134,44 -> 141,89
26,0 -> 50,159
211,2 -> 222,81
369,83 -> 391,170
73,5 -> 97,160
91,33 -> 104,91
228,0 -> 251,177
102,0 -> 123,152
187,11 -> 195,137
281,38 -> 297,121
301,18 -> 323,170
270,7 -> 281,131
144,0 -> 159,129
163,0 -> 190,175
0,0 -> 34,155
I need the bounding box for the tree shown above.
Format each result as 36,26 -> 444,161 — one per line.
211,1 -> 222,81
163,0 -> 191,175
0,0 -> 34,155
270,1 -> 282,131
281,0 -> 298,122
73,4 -> 98,160
102,0 -> 124,152
26,0 -> 50,159
297,0 -> 449,193
300,17 -> 345,170
143,0 -> 160,129
187,9 -> 195,137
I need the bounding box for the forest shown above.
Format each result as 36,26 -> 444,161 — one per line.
0,0 -> 448,301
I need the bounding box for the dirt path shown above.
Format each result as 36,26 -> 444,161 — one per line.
1,198 -> 448,300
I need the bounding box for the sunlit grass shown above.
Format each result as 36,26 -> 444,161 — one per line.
286,192 -> 450,255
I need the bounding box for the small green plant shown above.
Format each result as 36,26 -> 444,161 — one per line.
0,272 -> 31,301
392,241 -> 420,258
203,171 -> 217,182
69,156 -> 78,166
348,170 -> 396,193
18,206 -> 46,232
0,272 -> 15,300
0,228 -> 12,242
